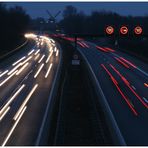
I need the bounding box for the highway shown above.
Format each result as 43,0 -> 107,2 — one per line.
0,34 -> 61,146
71,39 -> 148,145
0,33 -> 148,146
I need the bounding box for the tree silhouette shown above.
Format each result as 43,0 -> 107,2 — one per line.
0,3 -> 30,54
59,5 -> 148,59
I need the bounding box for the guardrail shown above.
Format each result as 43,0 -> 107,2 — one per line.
35,42 -> 63,146
77,47 -> 126,146
0,39 -> 28,61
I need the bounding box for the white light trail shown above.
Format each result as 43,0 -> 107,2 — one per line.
35,53 -> 40,60
0,70 -> 9,78
38,55 -> 45,63
45,63 -> 53,78
2,106 -> 27,146
46,50 -> 53,63
21,56 -> 32,65
28,49 -> 35,55
37,42 -> 40,46
24,33 -> 37,38
0,70 -> 18,87
0,84 -> 25,115
16,63 -> 29,75
54,47 -> 57,52
41,41 -> 44,46
49,46 -> 52,52
34,49 -> 40,55
12,56 -> 26,66
7,64 -> 21,75
13,84 -> 38,121
34,64 -> 44,78
0,106 -> 10,121
56,50 -> 59,57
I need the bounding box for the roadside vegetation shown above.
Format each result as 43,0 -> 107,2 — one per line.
0,3 -> 30,55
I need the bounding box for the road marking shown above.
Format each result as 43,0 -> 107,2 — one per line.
12,56 -> 26,66
25,70 -> 33,79
38,55 -> 45,63
0,84 -> 25,115
45,63 -> 53,78
143,97 -> 148,103
0,106 -> 10,121
34,64 -> 44,78
13,84 -> 38,121
2,106 -> 27,146
16,63 -> 29,75
136,67 -> 148,77
131,85 -> 136,90
112,53 -> 148,77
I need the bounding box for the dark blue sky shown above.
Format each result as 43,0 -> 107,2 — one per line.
6,2 -> 148,20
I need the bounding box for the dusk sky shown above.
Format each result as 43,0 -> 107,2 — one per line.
6,2 -> 148,20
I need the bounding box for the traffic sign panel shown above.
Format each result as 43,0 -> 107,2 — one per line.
120,26 -> 128,35
134,26 -> 143,35
105,26 -> 114,35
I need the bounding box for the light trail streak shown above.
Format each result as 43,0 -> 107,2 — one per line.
46,50 -> 53,63
12,56 -> 26,66
0,106 -> 10,121
101,64 -> 138,116
0,70 -> 9,78
16,63 -> 29,75
7,64 -> 22,75
110,64 -> 148,109
28,49 -> 35,55
21,56 -> 32,65
13,84 -> 38,121
56,50 -> 59,57
34,64 -> 44,78
38,55 -> 45,63
0,70 -> 18,86
35,53 -> 40,60
45,63 -> 53,78
0,84 -> 25,115
34,49 -> 40,55
2,106 -> 27,146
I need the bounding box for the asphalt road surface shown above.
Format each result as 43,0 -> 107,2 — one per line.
0,35 -> 61,146
73,39 -> 148,145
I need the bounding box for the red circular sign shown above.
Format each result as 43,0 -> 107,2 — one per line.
134,26 -> 143,35
106,26 -> 114,35
120,26 -> 128,35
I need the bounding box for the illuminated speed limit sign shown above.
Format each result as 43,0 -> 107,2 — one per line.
134,26 -> 143,35
120,26 -> 129,35
105,26 -> 114,35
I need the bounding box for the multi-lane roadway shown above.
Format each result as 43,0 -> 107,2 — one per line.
0,33 -> 148,146
0,34 -> 61,146
72,39 -> 148,145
